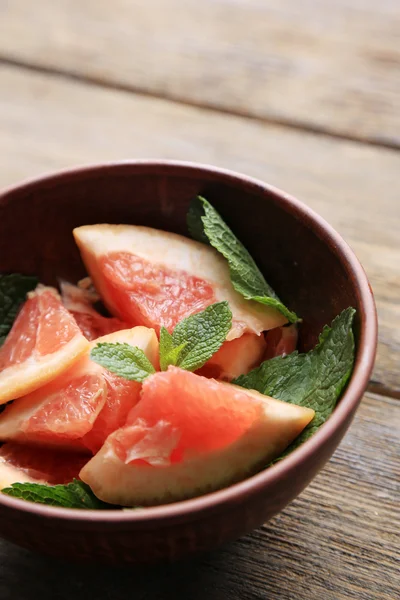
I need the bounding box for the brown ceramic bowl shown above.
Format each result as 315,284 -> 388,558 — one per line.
0,161 -> 377,564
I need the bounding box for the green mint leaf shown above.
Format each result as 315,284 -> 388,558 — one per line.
234,307 -> 356,457
159,327 -> 187,370
187,197 -> 299,323
90,343 -> 155,382
159,327 -> 188,370
187,198 -> 210,244
0,274 -> 38,345
159,302 -> 232,372
159,326 -> 174,362
172,302 -> 232,371
2,479 -> 113,509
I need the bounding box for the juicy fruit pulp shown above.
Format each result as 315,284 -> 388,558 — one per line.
0,286 -> 89,404
60,281 -> 128,341
0,219 -> 305,509
0,327 -> 159,452
264,324 -> 298,360
197,333 -> 267,381
73,224 -> 288,338
80,367 -> 314,506
73,223 -> 287,386
0,443 -> 88,488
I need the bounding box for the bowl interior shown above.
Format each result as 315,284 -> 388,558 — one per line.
0,162 -> 361,356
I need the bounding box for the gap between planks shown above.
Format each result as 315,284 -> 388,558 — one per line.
1,55 -> 399,154
367,381 -> 400,401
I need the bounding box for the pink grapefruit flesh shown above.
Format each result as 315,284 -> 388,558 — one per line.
73,224 -> 288,339
81,326 -> 159,453
0,442 -> 89,488
264,324 -> 298,360
0,327 -> 159,451
197,333 -> 267,381
0,286 -> 90,404
80,367 -> 314,506
60,280 -> 128,341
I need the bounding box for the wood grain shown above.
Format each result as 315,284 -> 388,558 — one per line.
0,65 -> 399,395
0,0 -> 399,147
0,393 -> 398,599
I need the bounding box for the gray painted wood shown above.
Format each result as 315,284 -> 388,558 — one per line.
0,0 -> 399,147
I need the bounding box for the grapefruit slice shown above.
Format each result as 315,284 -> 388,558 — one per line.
264,324 -> 298,360
0,327 -> 159,451
0,442 -> 88,488
60,280 -> 128,341
0,362 -> 107,449
73,224 -> 288,340
80,367 -> 314,506
82,326 -> 159,453
0,286 -> 90,404
197,333 -> 267,381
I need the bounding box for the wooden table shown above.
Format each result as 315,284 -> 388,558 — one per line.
0,2 -> 399,598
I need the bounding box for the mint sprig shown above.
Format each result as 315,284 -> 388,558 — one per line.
187,197 -> 299,323
234,307 -> 356,457
0,274 -> 38,345
90,343 -> 156,382
2,479 -> 113,509
159,301 -> 232,371
91,302 -> 232,382
159,327 -> 187,371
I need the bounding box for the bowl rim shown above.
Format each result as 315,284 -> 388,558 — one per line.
0,159 -> 377,523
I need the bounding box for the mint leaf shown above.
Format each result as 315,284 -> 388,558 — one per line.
187,197 -> 299,323
187,198 -> 209,244
90,343 -> 155,382
2,479 -> 112,509
160,302 -> 232,372
0,274 -> 38,345
159,326 -> 174,360
159,327 -> 187,371
234,307 -> 356,456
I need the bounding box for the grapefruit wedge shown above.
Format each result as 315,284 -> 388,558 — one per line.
0,442 -> 88,488
197,332 -> 267,381
60,280 -> 128,341
73,224 -> 288,339
264,324 -> 298,360
82,326 -> 159,453
80,367 -> 314,506
0,327 -> 159,451
0,286 -> 90,404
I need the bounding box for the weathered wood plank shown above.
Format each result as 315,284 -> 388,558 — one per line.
0,0 -> 399,147
0,393 -> 398,599
0,65 -> 399,393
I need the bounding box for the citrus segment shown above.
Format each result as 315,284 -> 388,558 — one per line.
0,327 -> 159,452
73,224 -> 288,339
0,286 -> 90,404
0,442 -> 88,488
99,251 -> 215,333
81,326 -> 159,453
80,367 -> 314,506
197,333 -> 267,381
264,325 -> 298,360
0,362 -> 106,448
60,281 -> 128,341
